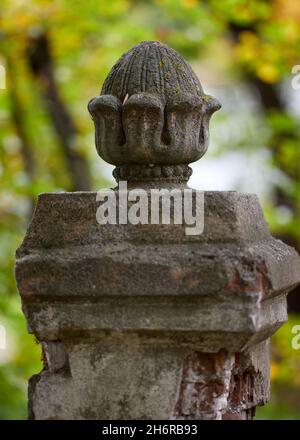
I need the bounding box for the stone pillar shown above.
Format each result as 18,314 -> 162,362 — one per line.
16,41 -> 300,420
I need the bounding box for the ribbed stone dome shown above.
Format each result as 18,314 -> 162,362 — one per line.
89,41 -> 221,181
101,41 -> 203,103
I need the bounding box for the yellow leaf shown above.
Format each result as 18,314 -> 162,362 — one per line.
257,63 -> 280,83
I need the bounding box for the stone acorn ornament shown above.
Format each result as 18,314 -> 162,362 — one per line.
88,41 -> 221,182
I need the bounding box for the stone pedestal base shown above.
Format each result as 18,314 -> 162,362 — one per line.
29,336 -> 269,420
16,191 -> 300,419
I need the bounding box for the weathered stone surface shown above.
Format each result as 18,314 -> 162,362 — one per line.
16,40 -> 300,420
88,41 -> 220,175
174,341 -> 270,420
28,335 -> 269,420
16,190 -> 300,419
101,41 -> 204,103
16,192 -> 299,313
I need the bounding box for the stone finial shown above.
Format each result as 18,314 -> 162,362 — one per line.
16,40 -> 300,421
88,41 -> 221,182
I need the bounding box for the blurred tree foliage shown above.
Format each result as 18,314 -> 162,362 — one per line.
0,0 -> 300,419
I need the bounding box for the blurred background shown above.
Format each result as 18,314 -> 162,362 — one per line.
0,0 -> 300,419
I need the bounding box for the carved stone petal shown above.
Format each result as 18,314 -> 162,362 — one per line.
164,94 -> 203,163
88,95 -> 124,165
199,95 -> 221,157
122,93 -> 164,163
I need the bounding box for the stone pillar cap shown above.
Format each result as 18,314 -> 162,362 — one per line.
88,41 -> 221,183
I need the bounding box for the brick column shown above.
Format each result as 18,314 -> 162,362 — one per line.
16,41 -> 300,420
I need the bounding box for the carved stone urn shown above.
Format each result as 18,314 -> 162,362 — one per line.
88,41 -> 220,183
15,41 -> 300,420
